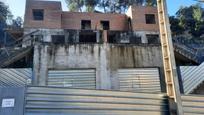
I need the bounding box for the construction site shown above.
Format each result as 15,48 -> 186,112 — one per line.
0,0 -> 204,115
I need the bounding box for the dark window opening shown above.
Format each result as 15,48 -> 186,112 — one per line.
130,35 -> 142,44
108,32 -> 119,43
81,20 -> 91,30
79,31 -> 96,43
67,31 -> 76,43
33,9 -> 44,20
146,34 -> 159,44
128,18 -> 132,31
108,34 -> 117,43
100,21 -> 110,30
52,35 -> 65,44
145,14 -> 156,24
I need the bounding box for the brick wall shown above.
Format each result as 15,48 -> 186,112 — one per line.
128,5 -> 159,31
24,0 -> 62,29
62,12 -> 128,31
24,0 -> 159,32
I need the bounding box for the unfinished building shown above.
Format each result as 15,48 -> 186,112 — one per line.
1,0 -> 204,115
23,0 -> 164,91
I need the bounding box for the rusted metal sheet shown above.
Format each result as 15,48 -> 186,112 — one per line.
0,68 -> 32,87
118,68 -> 161,93
48,69 -> 96,89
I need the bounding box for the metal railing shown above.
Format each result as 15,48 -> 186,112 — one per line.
0,30 -> 39,67
173,37 -> 204,63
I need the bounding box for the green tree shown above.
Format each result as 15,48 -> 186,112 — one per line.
65,0 -> 84,12
169,16 -> 185,36
84,0 -> 98,12
98,0 -> 109,13
193,4 -> 203,31
173,4 -> 204,37
65,0 -> 156,13
145,0 -> 157,6
0,1 -> 10,22
12,17 -> 23,28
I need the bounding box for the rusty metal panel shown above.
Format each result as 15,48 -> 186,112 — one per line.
179,62 -> 204,94
0,68 -> 32,87
118,68 -> 161,93
48,69 -> 96,89
25,86 -> 169,115
181,95 -> 204,115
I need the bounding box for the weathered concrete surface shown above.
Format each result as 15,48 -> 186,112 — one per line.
33,43 -> 164,90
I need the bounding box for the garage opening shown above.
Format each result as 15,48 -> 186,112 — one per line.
118,68 -> 161,93
48,69 -> 96,89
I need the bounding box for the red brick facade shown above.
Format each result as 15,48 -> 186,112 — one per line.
24,0 -> 62,29
61,12 -> 128,30
24,0 -> 159,31
127,5 -> 159,31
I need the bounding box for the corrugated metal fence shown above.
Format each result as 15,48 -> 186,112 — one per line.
48,69 -> 96,89
25,86 -> 169,115
181,94 -> 204,115
0,68 -> 32,87
118,68 -> 161,93
179,63 -> 204,94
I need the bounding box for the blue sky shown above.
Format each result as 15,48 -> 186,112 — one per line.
1,0 -> 201,19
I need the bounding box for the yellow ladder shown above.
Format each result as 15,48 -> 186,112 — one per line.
157,0 -> 183,114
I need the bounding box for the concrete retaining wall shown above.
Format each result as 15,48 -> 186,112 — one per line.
33,43 -> 164,91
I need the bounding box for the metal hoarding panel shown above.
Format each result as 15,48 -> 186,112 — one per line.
25,86 -> 169,115
0,68 -> 32,87
181,95 -> 204,115
179,62 -> 204,94
48,69 -> 96,89
118,68 -> 161,93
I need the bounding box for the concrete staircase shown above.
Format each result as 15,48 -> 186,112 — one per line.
25,86 -> 170,115
0,30 -> 39,68
0,47 -> 32,68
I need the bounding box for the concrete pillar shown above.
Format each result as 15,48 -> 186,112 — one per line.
99,44 -> 111,89
33,44 -> 40,85
96,31 -> 100,43
33,44 -> 49,86
39,45 -> 49,86
141,33 -> 148,43
76,30 -> 80,42
103,30 -> 108,43
65,32 -> 69,43
43,34 -> 51,42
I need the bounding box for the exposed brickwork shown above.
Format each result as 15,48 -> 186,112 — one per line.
62,12 -> 128,30
127,5 -> 159,31
24,0 -> 159,32
24,0 -> 62,29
